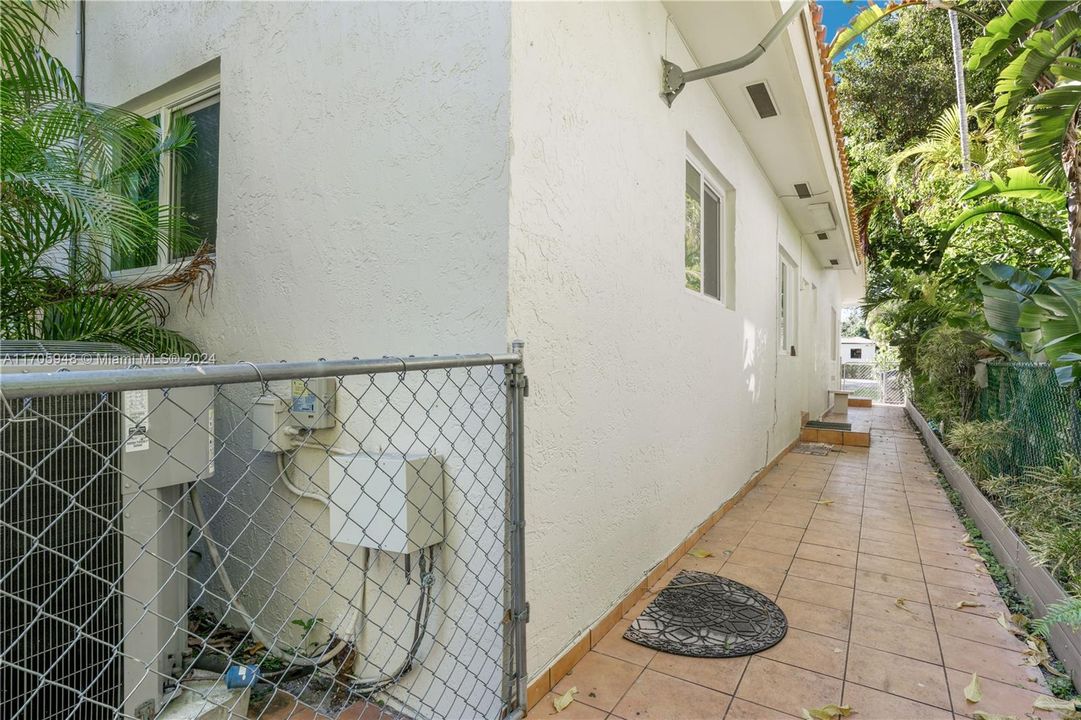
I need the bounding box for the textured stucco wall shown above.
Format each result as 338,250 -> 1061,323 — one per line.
506,1 -> 842,675
66,3 -> 512,717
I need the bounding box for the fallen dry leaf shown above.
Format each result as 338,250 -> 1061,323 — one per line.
960,533 -> 971,543
687,548 -> 713,558
895,597 -> 916,614
800,704 -> 852,720
814,499 -> 835,506
1032,696 -> 1077,713
968,552 -> 982,561
971,713 -> 1017,720
955,600 -> 984,609
995,612 -> 1009,630
964,673 -> 983,703
553,687 -> 577,713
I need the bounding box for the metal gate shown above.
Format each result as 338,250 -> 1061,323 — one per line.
0,344 -> 527,720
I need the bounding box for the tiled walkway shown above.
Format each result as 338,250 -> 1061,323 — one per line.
535,406 -> 1057,720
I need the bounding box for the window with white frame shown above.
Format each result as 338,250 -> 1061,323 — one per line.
684,159 -> 728,303
111,85 -> 220,272
778,250 -> 797,355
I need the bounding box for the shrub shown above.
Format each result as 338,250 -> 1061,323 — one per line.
945,420 -> 1011,479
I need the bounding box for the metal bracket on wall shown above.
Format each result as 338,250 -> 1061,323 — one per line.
659,0 -> 806,107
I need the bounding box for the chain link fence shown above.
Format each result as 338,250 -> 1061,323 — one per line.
0,344 -> 527,720
841,362 -> 906,405
977,361 -> 1081,478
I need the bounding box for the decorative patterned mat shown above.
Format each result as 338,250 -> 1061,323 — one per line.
623,571 -> 787,658
794,442 -> 833,456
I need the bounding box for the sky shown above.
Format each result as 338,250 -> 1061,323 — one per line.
818,0 -> 866,53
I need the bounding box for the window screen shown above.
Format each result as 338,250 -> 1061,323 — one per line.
172,96 -> 220,259
702,186 -> 721,300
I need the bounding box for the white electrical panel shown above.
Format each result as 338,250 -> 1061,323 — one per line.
327,452 -> 445,553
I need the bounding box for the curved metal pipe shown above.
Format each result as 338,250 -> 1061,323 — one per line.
661,0 -> 807,107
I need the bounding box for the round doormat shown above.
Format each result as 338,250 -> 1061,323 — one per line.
623,570 -> 788,658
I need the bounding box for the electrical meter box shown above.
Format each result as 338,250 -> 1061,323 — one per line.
251,377 -> 337,451
327,452 -> 445,553
288,377 -> 336,429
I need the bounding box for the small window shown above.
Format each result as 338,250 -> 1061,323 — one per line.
684,159 -> 727,302
850,348 -> 863,359
112,88 -> 220,272
778,251 -> 797,355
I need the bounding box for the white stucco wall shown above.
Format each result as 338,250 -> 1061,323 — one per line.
44,0 -> 852,710
506,1 -> 843,675
62,3 -> 513,718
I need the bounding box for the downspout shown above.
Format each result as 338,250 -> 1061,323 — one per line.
660,0 -> 807,107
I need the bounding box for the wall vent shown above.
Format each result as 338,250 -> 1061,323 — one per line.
816,232 -> 829,240
746,82 -> 778,118
794,183 -> 812,199
829,259 -> 840,266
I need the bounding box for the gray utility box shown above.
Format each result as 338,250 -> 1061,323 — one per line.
0,342 -> 214,720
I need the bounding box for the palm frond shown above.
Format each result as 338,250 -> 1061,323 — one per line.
1019,58 -> 1081,189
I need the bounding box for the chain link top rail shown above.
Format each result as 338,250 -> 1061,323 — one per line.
0,353 -> 523,399
0,348 -> 527,720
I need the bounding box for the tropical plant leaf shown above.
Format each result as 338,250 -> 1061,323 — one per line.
1020,62 -> 1081,187
993,12 -> 1081,118
967,0 -> 1077,71
945,203 -> 1066,250
828,1 -> 925,60
960,167 -> 1066,206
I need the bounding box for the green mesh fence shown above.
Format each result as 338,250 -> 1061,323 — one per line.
977,362 -> 1081,477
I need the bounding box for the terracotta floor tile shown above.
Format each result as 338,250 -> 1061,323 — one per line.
911,507 -> 965,530
924,584 -> 1011,615
551,651 -> 643,713
844,644 -> 950,710
919,549 -> 984,573
674,553 -> 727,575
750,521 -> 806,542
727,546 -> 794,571
774,595 -> 852,640
916,534 -> 972,557
939,635 -> 1049,690
854,569 -> 928,601
593,619 -> 658,667
857,553 -> 925,582
923,566 -> 999,595
611,669 -> 731,720
647,653 -> 748,695
840,682 -> 953,720
734,656 -> 843,718
718,562 -> 788,596
805,518 -> 860,541
530,693 -> 609,719
857,538 -> 922,563
787,557 -> 856,587
739,532 -> 801,557
852,589 -> 934,628
758,627 -> 847,678
850,612 -> 942,663
724,698 -> 798,719
930,606 -> 1029,652
795,542 -> 857,568
800,528 -> 860,551
779,574 -> 854,612
945,668 -> 1056,718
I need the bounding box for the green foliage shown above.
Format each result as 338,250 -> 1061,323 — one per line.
836,0 -> 1006,153
828,0 -> 925,60
974,263 -> 1081,382
915,325 -> 981,425
1020,58 -> 1081,188
945,419 -> 1011,476
1032,597 -> 1081,637
967,0 -> 1077,71
1,0 -> 209,352
993,12 -> 1081,118
982,456 -> 1081,595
